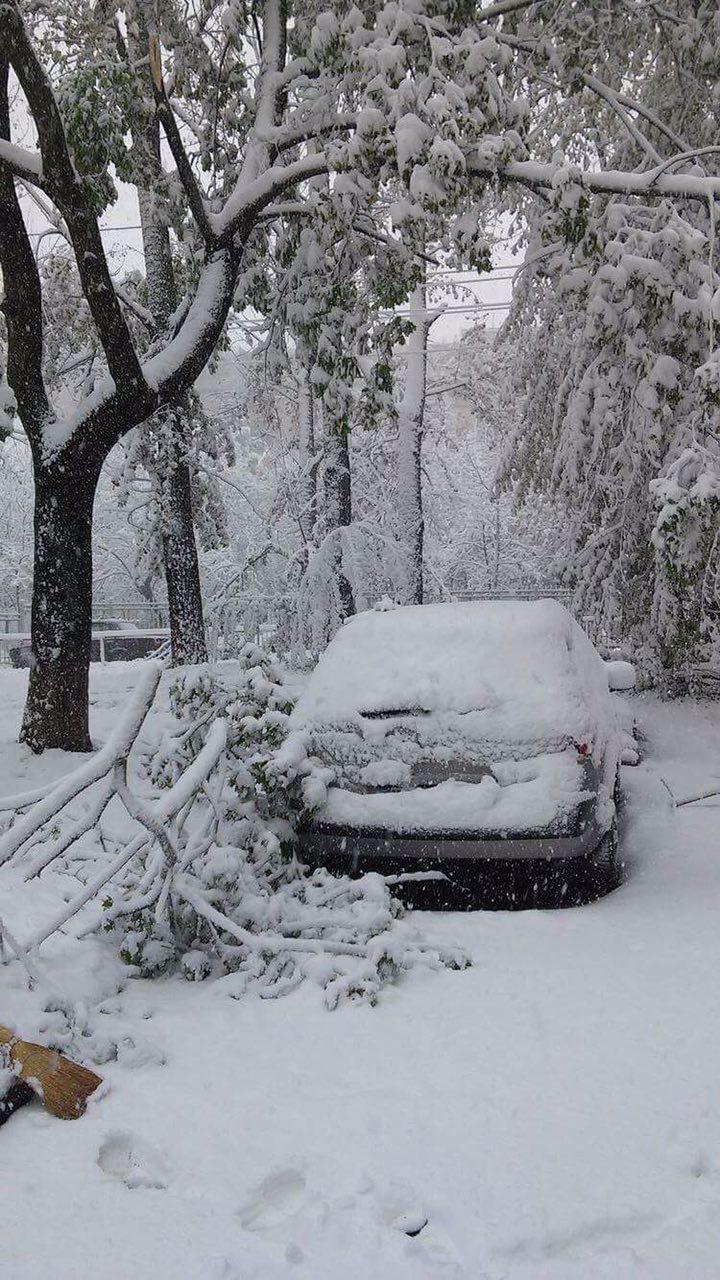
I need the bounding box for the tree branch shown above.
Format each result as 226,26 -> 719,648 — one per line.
20,181 -> 158,335
467,155 -> 720,202
612,90 -> 688,153
141,247 -> 240,400
213,153 -> 329,241
257,112 -> 356,154
254,0 -> 288,134
148,35 -> 216,246
0,61 -> 50,436
1,0 -> 146,397
582,74 -> 662,165
0,137 -> 45,187
52,243 -> 242,460
479,0 -> 539,18
114,286 -> 157,333
487,24 -> 690,155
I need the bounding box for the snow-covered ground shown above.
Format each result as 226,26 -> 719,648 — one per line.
1,663 -> 720,1280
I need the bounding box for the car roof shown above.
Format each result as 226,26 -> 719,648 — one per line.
295,600 -> 612,745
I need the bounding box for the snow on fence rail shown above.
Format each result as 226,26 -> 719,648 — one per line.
444,587 -> 574,603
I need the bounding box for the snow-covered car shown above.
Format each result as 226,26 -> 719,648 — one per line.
9,618 -> 164,667
293,600 -> 625,907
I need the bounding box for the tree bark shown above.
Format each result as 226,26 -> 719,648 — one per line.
397,280 -> 431,605
323,422 -> 354,620
20,447 -> 102,752
162,452 -> 207,664
297,371 -> 318,553
130,8 -> 207,666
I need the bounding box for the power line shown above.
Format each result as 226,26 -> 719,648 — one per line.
25,223 -> 145,238
428,263 -> 520,276
22,224 -> 516,317
394,302 -> 511,316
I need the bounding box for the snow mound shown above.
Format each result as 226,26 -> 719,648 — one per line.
605,659 -> 637,691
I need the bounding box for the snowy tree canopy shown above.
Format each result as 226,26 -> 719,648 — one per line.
499,0 -> 720,673
3,0 -> 720,460
2,0 -> 720,752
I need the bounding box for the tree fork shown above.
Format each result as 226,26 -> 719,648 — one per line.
131,28 -> 208,667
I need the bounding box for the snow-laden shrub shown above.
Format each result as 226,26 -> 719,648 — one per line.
104,646 -> 466,1006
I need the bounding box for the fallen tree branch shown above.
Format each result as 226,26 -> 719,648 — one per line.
0,663 -> 162,868
25,832 -> 152,953
675,786 -> 720,808
6,718 -> 228,957
22,774 -> 118,881
1,655 -> 469,1006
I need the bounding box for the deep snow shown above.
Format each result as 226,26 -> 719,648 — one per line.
1,663 -> 720,1280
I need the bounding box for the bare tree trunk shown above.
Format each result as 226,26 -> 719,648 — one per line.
397,280 -> 431,605
133,15 -> 207,665
163,452 -> 207,663
297,371 -> 318,553
323,421 -> 354,619
1,21 -> 245,751
20,445 -> 102,752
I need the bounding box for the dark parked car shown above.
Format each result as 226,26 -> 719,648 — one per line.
292,600 -> 628,909
9,619 -> 168,667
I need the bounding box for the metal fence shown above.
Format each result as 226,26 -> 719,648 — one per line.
3,587 -> 614,668
0,603 -> 170,633
0,627 -> 170,666
206,584 -> 592,662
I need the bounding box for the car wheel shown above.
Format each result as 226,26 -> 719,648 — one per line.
581,819 -> 622,899
510,821 -> 622,911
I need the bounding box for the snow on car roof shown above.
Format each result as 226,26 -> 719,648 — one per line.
295,599 -> 612,745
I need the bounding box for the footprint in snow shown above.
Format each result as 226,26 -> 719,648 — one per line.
97,1130 -> 169,1190
238,1167 -> 307,1231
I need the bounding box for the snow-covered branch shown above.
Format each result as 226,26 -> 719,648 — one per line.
257,113 -> 357,154
253,0 -> 288,135
479,0 -> 540,18
486,23 -> 691,155
0,663 -> 162,869
0,137 -> 44,186
582,74 -> 662,165
468,156 -> 720,203
1,655 -> 467,1006
149,39 -> 216,246
1,0 -> 145,398
212,154 -> 330,242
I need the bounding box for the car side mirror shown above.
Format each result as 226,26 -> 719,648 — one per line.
605,660 -> 636,691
